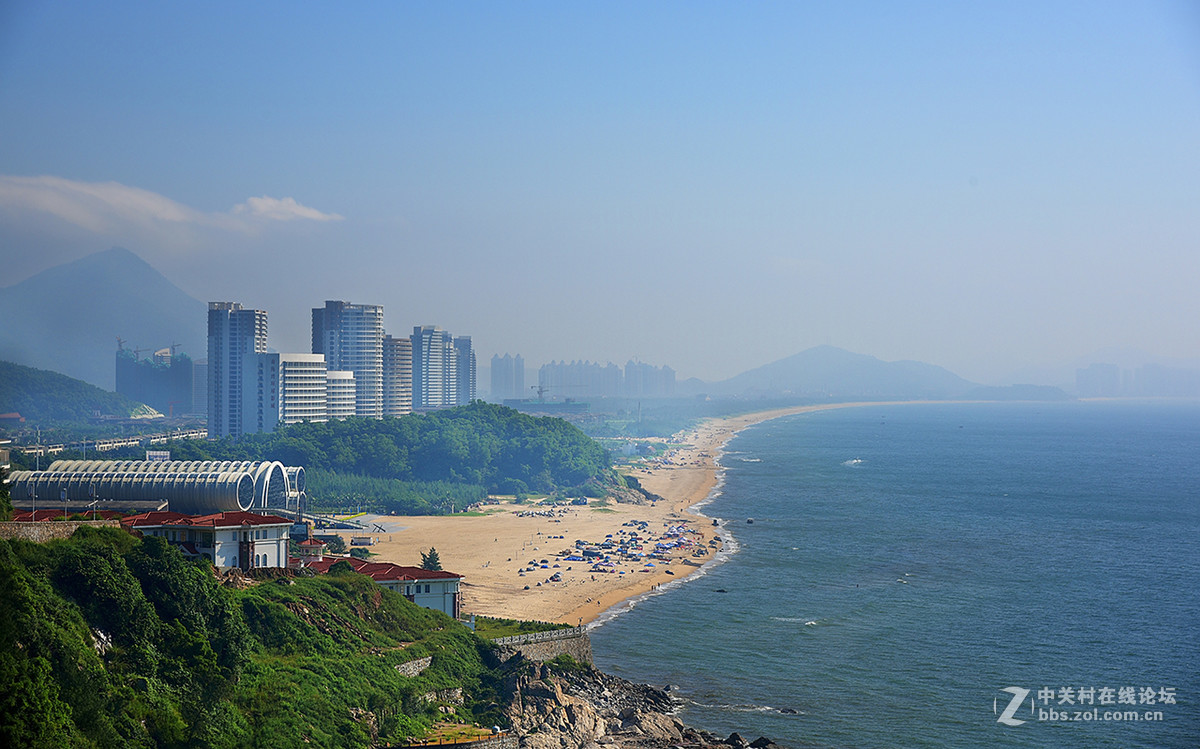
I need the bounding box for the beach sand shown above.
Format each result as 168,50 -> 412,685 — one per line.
327,403 -> 879,625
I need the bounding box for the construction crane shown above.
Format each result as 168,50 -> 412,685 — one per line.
116,337 -> 126,351
530,384 -> 550,402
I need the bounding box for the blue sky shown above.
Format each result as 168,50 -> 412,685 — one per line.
2,1 -> 1198,384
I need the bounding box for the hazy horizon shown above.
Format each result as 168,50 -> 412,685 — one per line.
2,3 -> 1198,384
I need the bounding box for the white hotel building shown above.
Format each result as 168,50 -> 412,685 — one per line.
122,511 -> 293,570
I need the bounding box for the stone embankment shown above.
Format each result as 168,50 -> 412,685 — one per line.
0,520 -> 119,542
494,628 -> 593,665
505,660 -> 782,749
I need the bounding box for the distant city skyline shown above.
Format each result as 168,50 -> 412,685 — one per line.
2,3 -> 1198,384
203,296 -> 477,436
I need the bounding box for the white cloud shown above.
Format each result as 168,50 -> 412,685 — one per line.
0,175 -> 204,233
232,195 -> 343,222
0,175 -> 343,236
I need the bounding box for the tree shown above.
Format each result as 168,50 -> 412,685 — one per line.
321,535 -> 347,554
420,548 -> 442,571
348,548 -> 370,560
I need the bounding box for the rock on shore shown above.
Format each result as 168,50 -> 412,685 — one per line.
504,660 -> 782,749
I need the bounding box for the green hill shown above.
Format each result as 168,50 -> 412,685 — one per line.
106,401 -> 615,506
0,527 -> 504,747
0,359 -> 157,424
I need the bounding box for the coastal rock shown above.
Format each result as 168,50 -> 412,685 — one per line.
505,658 -> 779,749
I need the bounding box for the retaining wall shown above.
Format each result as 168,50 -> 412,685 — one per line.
493,628 -> 593,665
394,656 -> 433,678
0,520 -> 120,543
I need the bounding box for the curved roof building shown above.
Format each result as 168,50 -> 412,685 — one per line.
9,459 -> 300,515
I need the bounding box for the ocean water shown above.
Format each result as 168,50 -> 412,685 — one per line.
591,401 -> 1200,748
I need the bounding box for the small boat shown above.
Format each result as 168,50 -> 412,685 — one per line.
746,518 -> 754,524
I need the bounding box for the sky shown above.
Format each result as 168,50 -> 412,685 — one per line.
1,1 -> 1198,385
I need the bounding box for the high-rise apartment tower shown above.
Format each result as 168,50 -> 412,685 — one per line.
312,301 -> 384,418
382,335 -> 413,417
207,302 -> 268,438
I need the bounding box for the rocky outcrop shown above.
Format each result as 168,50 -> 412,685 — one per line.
504,660 -> 782,749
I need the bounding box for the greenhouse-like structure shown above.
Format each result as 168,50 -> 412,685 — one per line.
8,460 -> 305,516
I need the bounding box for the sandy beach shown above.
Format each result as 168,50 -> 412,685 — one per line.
328,403 -> 881,625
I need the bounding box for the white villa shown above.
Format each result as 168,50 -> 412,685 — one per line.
122,511 -> 293,570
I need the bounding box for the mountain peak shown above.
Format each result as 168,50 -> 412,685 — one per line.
0,248 -> 206,389
714,345 -> 975,398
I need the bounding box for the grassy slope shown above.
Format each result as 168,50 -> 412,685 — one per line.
0,527 -> 505,748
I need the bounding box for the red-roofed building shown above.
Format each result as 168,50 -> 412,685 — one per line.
306,556 -> 463,617
294,537 -> 327,564
122,511 -> 292,571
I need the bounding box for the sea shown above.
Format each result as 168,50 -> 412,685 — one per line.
591,400 -> 1199,748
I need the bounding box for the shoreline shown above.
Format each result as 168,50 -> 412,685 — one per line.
338,402 -> 894,626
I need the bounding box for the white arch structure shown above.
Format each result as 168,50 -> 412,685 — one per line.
9,460 -> 301,515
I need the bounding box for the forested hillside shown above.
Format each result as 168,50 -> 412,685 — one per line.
0,359 -> 155,423
140,402 -> 614,504
0,527 -> 504,747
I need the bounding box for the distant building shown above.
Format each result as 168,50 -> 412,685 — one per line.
122,511 -> 293,570
273,353 -> 328,424
207,302 -> 268,438
1076,363 -> 1121,397
305,556 -> 463,617
490,353 -> 525,401
115,347 -> 194,416
411,325 -> 453,410
382,335 -> 413,417
191,358 -> 208,417
312,301 -> 384,419
624,360 -> 675,397
410,326 -> 476,410
536,359 -> 675,399
539,360 -> 622,398
326,370 -> 357,420
243,352 -> 280,435
453,336 -> 477,405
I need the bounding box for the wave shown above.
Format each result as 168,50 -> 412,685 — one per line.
842,458 -> 865,466
685,699 -> 805,716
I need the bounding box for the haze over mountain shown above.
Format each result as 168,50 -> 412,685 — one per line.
1,248 -> 1074,402
0,247 -> 205,390
706,345 -> 978,399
